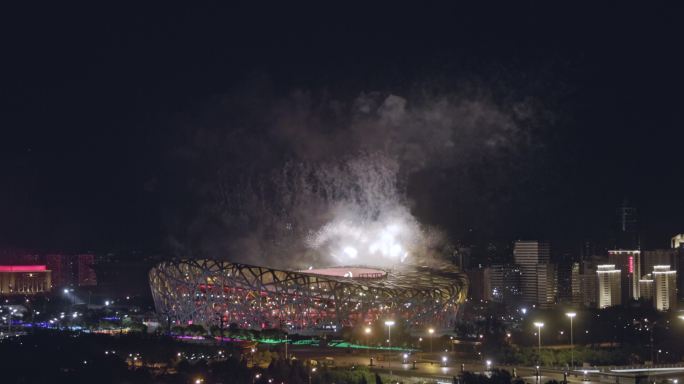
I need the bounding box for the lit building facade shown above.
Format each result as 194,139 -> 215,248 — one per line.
514,240 -> 553,307
639,274 -> 654,301
596,264 -> 621,309
570,262 -> 582,306
536,263 -> 557,309
643,249 -> 678,279
0,265 -> 52,295
608,249 -> 640,302
672,234 -> 684,249
652,265 -> 677,311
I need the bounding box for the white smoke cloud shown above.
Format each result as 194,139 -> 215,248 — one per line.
167,85 -> 534,269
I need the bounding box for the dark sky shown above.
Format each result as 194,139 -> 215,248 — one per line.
2,3 -> 683,254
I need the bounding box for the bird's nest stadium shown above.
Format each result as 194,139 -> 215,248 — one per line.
149,259 -> 468,330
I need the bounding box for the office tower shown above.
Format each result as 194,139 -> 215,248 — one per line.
557,260 -> 581,305
608,249 -> 640,302
44,254 -> 74,287
556,259 -> 579,305
466,266 -> 492,302
669,235 -> 684,301
653,265 -> 677,311
596,264 -> 621,309
639,274 -> 654,301
672,234 -> 684,249
44,254 -> 97,287
570,262 -> 582,306
615,199 -> 639,249
579,260 -> 598,308
489,263 -> 522,303
456,247 -> 472,270
76,254 -> 97,286
536,263 -> 557,308
580,273 -> 596,308
514,240 -> 553,306
643,249 -> 677,278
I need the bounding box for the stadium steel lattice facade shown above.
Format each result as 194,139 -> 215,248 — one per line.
149,259 -> 468,330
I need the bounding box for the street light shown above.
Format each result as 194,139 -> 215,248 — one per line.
308,367 -> 316,384
486,359 -> 492,371
442,355 -> 448,367
385,320 -> 395,376
365,326 -> 372,365
428,327 -> 435,354
566,312 -> 576,368
534,322 -> 544,365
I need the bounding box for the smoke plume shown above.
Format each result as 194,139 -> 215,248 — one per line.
165,83 -> 537,269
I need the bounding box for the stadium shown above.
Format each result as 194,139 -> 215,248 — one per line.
149,259 -> 468,331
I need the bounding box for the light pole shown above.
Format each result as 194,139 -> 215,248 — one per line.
308,367 -> 316,384
385,320 -> 395,376
365,326 -> 372,365
428,327 -> 435,355
566,312 -> 576,368
534,322 -> 544,366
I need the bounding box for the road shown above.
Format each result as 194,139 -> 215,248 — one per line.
285,346 -> 602,384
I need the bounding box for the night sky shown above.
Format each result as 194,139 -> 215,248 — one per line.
2,3 -> 683,256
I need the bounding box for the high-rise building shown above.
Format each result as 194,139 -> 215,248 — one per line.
466,266 -> 492,302
672,234 -> 684,249
570,262 -> 582,306
76,254 -> 97,286
514,240 -> 553,306
643,249 -> 678,278
536,263 -> 557,308
489,263 -> 522,303
44,253 -> 97,287
45,254 -> 74,287
557,260 -> 582,305
608,249 -> 641,302
639,274 -> 654,301
596,264 -> 621,309
653,265 -> 677,311
615,199 -> 639,249
579,259 -> 600,308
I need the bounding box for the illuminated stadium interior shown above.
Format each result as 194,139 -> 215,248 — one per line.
149,259 -> 468,331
